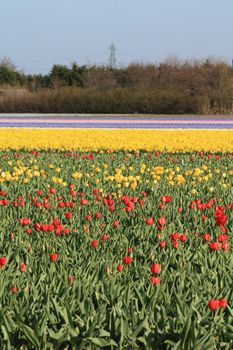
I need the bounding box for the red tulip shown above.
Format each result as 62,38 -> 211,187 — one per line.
221,242 -> 229,251
201,214 -> 207,221
102,235 -> 109,241
209,242 -> 221,251
141,191 -> 147,197
69,275 -> 73,285
122,256 -> 133,265
217,235 -> 228,243
170,233 -> 179,241
220,226 -> 227,234
70,190 -> 76,197
64,212 -> 72,219
20,217 -> 30,226
50,253 -> 58,262
150,263 -> 161,274
26,228 -> 32,235
80,199 -> 88,205
158,217 -> 166,226
20,262 -> 27,273
219,299 -> 227,308
208,300 -> 219,310
113,220 -> 119,227
145,218 -> 154,225
95,211 -> 101,219
202,234 -> 211,241
0,257 -> 7,268
91,240 -> 99,248
64,228 -> 70,235
159,241 -> 166,249
149,276 -> 160,285
53,218 -> 60,226
179,234 -> 187,242
117,264 -> 123,272
215,209 -> 227,227
160,195 -> 172,203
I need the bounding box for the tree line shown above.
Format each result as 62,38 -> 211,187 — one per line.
0,57 -> 233,114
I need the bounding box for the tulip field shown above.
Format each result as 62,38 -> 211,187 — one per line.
0,145 -> 233,350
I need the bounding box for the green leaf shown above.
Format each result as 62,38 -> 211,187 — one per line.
99,329 -> 111,338
48,328 -> 68,342
180,311 -> 192,348
120,317 -> 129,340
193,332 -> 215,350
1,325 -> 12,350
88,337 -> 118,347
131,318 -> 149,339
16,322 -> 40,349
3,313 -> 16,333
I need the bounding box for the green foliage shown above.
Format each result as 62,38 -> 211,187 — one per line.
0,58 -> 233,113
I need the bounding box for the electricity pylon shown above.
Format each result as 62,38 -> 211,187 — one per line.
109,44 -> 117,68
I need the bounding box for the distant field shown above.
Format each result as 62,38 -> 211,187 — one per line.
0,128 -> 233,151
1,115 -> 233,130
1,113 -> 233,118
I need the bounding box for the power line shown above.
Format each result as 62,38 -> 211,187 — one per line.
109,44 -> 117,68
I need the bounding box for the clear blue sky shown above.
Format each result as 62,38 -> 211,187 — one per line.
0,0 -> 232,74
